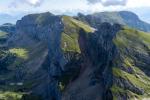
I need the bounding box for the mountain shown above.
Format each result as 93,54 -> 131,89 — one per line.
0,23 -> 16,34
77,11 -> 150,32
0,11 -> 150,100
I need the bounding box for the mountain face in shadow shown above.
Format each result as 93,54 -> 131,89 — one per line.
0,11 -> 150,100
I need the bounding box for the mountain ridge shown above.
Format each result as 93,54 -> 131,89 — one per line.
0,11 -> 150,100
76,11 -> 150,32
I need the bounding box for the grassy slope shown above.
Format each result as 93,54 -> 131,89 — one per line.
112,27 -> 150,99
0,91 -> 23,100
61,16 -> 94,53
9,48 -> 28,60
0,31 -> 8,38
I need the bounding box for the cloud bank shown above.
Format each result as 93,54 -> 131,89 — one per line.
87,0 -> 128,6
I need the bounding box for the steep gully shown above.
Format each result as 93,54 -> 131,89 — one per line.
45,22 -> 121,100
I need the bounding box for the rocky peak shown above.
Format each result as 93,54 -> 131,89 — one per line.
16,12 -> 63,41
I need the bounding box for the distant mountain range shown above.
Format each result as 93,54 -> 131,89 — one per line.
0,11 -> 150,100
77,11 -> 150,32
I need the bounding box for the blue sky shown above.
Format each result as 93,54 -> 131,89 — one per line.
0,0 -> 150,23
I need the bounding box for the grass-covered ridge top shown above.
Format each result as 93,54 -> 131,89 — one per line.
114,26 -> 150,50
62,16 -> 94,33
61,16 -> 94,53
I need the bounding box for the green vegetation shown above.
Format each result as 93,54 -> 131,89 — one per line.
61,33 -> 80,53
111,85 -> 126,100
59,82 -> 65,91
0,91 -> 23,100
62,16 -> 94,33
114,26 -> 150,52
0,31 -> 8,38
61,16 -> 94,53
113,26 -> 150,73
9,48 -> 28,60
111,85 -> 142,100
69,17 -> 94,33
113,67 -> 150,96
112,26 -> 150,99
111,85 -> 125,94
123,57 -> 133,67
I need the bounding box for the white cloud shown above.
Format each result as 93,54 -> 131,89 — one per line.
0,0 -> 149,19
9,0 -> 44,8
25,0 -> 44,6
126,0 -> 150,8
86,0 -> 150,9
0,0 -> 149,23
87,0 -> 128,6
5,0 -> 150,14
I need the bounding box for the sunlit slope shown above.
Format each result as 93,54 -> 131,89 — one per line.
112,27 -> 150,100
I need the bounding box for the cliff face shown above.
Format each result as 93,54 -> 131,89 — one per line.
0,11 -> 150,100
0,12 -> 62,100
2,12 -> 95,100
62,23 -> 121,100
